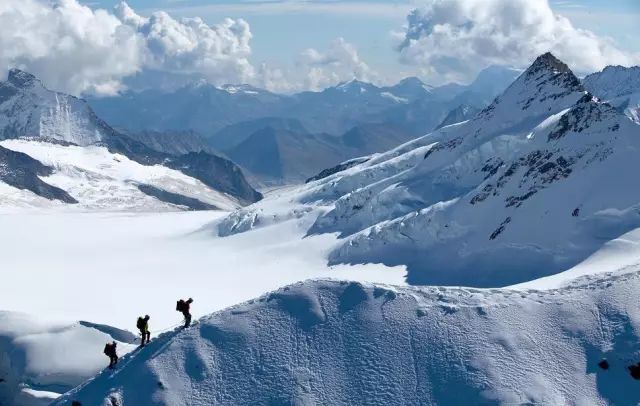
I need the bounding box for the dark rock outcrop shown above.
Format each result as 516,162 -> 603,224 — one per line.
0,145 -> 77,203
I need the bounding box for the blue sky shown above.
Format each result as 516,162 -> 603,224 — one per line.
82,0 -> 640,86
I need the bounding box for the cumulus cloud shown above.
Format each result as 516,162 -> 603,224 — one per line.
396,0 -> 640,83
0,1 -> 381,95
0,0 -> 143,95
297,38 -> 379,91
115,2 -> 255,85
0,0 -> 254,95
251,38 -> 380,93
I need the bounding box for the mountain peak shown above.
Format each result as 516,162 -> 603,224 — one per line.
476,52 -> 583,129
335,79 -> 375,92
526,52 -> 572,76
397,77 -> 425,87
7,69 -> 39,87
392,76 -> 433,93
510,52 -> 582,94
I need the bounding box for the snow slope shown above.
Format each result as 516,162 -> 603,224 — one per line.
0,139 -> 241,211
0,70 -> 106,145
0,182 -> 64,209
0,208 -> 405,402
584,65 -> 640,124
0,312 -> 136,406
55,272 -> 640,405
515,226 -> 640,290
217,53 -> 640,287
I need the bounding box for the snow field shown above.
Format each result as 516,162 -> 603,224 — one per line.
0,139 -> 241,211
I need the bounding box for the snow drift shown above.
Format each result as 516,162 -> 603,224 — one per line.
55,271 -> 640,405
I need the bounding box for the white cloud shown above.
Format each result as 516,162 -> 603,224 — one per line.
0,0 -> 144,95
252,37 -> 380,93
396,0 -> 640,83
0,0 -> 254,95
0,1 -> 386,95
115,2 -> 255,85
297,37 -> 379,91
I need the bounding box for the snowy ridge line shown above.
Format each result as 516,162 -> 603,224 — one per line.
62,320 -> 190,396
54,271 -> 640,405
62,267 -> 640,377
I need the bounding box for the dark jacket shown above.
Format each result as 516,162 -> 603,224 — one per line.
104,343 -> 117,357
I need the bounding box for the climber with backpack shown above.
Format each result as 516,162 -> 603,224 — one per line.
137,315 -> 151,346
103,341 -> 118,369
176,298 -> 194,328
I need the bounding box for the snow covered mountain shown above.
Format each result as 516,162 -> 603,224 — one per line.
217,52 -> 640,287
55,272 -> 640,405
0,69 -> 108,145
0,70 -> 262,210
584,65 -> 640,124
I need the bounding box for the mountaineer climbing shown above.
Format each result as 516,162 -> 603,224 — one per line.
137,315 -> 151,346
176,298 -> 194,328
103,341 -> 118,369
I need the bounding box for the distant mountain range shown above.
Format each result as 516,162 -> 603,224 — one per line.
89,66 -> 520,138
88,66 -> 522,185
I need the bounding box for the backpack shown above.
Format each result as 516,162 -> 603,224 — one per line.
136,317 -> 145,330
176,300 -> 186,312
104,343 -> 115,355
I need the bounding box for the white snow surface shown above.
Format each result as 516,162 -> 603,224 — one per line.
0,209 -> 405,403
217,54 -> 640,288
55,273 -> 640,405
584,65 -> 640,124
515,226 -> 640,290
0,210 -> 405,330
0,311 -> 136,406
0,139 -> 241,211
0,182 -> 62,209
0,71 -> 106,146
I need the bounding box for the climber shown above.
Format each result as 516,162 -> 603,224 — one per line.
137,315 -> 151,346
176,298 -> 194,328
103,341 -> 118,369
